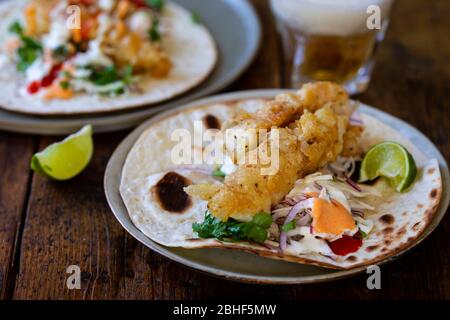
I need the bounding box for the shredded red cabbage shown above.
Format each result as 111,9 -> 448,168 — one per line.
345,176 -> 362,192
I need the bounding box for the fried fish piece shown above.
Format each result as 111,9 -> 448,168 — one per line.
342,124 -> 364,157
186,105 -> 350,222
227,81 -> 352,131
224,82 -> 354,163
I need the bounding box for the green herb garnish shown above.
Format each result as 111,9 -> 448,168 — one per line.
281,220 -> 296,232
252,212 -> 273,229
84,65 -> 132,86
59,81 -> 70,90
9,21 -> 43,72
191,12 -> 201,24
149,17 -> 161,42
359,230 -> 368,238
60,70 -> 72,79
52,45 -> 69,61
76,65 -> 133,94
146,0 -> 165,11
212,169 -> 226,178
121,65 -> 134,84
9,21 -> 23,34
193,212 -> 272,244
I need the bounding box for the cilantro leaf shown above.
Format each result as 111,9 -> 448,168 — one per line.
9,21 -> 23,35
122,65 -> 134,84
146,0 -> 165,11
149,17 -> 161,42
192,213 -> 229,239
85,65 -> 133,86
59,81 -> 70,90
212,169 -> 226,178
191,12 -> 201,24
8,21 -> 43,72
281,220 -> 296,232
52,45 -> 69,61
88,65 -> 119,85
252,212 -> 272,229
192,211 -> 272,244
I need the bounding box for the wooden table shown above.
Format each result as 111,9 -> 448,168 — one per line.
0,0 -> 449,300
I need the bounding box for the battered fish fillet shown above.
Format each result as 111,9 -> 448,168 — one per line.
228,82 -> 352,131
224,82 -> 355,163
186,105 -> 352,222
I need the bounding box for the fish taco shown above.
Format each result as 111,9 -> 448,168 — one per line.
0,0 -> 217,114
120,82 -> 443,269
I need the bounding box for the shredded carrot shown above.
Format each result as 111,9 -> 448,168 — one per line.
44,83 -> 74,100
116,21 -> 127,39
25,4 -> 37,36
72,28 -> 82,43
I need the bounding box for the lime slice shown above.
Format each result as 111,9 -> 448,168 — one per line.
359,141 -> 417,192
31,125 -> 93,181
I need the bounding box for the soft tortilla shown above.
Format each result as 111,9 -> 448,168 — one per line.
0,0 -> 217,114
120,100 -> 443,270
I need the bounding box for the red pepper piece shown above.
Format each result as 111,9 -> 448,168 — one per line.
41,64 -> 62,88
328,234 -> 363,256
27,81 -> 41,94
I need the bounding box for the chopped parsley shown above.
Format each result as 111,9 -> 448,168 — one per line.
193,212 -> 272,244
9,21 -> 43,72
149,17 -> 161,42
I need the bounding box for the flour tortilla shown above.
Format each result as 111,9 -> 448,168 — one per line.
0,0 -> 217,114
120,99 -> 443,270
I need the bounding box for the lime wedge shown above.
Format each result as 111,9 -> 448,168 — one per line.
359,141 -> 417,192
31,125 -> 93,181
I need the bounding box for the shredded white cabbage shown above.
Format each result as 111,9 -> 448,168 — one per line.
355,216 -> 374,235
70,79 -> 125,94
272,165 -> 381,253
285,227 -> 334,257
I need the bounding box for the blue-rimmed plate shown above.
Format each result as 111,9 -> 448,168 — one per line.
0,0 -> 261,135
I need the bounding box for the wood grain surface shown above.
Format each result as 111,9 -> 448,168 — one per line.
0,0 -> 449,300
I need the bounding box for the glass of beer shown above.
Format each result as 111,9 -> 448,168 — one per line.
271,0 -> 394,94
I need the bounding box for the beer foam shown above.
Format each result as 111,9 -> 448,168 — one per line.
271,0 -> 393,37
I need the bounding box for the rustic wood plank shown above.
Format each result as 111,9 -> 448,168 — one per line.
228,0 -> 282,90
355,0 -> 450,299
118,0 -> 284,300
0,132 -> 36,299
119,0 -> 450,300
13,133 -> 128,299
11,0 -> 285,300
